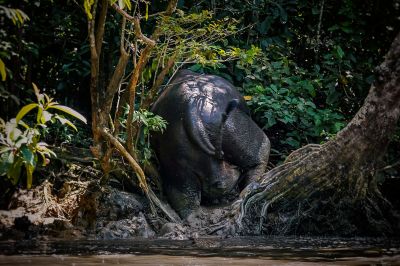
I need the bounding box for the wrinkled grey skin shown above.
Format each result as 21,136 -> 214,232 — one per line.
151,70 -> 270,218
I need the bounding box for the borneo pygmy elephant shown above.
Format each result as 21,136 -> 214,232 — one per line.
151,69 -> 270,218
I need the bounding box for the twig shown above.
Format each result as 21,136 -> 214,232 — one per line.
100,128 -> 180,222
112,3 -> 155,46
315,0 -> 325,60
379,160 -> 400,171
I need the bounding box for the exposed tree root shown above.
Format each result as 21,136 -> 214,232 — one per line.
226,32 -> 400,236
230,141 -> 399,236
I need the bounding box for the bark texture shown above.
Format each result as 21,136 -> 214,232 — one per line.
233,32 -> 400,236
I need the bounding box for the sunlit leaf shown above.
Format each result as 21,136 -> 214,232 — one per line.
0,146 -> 12,154
118,0 -> 125,9
32,83 -> 41,101
16,103 -> 38,123
18,120 -> 30,129
42,110 -> 52,123
48,105 -> 87,124
125,0 -> 131,10
8,126 -> 22,143
37,106 -> 43,124
0,58 -> 6,81
0,6 -> 29,27
84,0 -> 95,19
25,163 -> 34,189
243,95 -> 252,101
60,116 -> 78,131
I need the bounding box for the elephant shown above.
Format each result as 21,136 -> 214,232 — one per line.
151,69 -> 270,218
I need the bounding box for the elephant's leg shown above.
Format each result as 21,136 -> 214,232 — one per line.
222,109 -> 271,187
165,178 -> 201,219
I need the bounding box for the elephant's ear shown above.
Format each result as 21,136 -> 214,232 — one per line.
183,100 -> 217,156
222,99 -> 240,123
213,99 -> 241,160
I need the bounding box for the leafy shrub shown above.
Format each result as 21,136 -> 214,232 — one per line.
119,106 -> 167,164
0,84 -> 86,188
238,50 -> 346,157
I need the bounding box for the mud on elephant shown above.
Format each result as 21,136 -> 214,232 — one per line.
151,70 -> 270,218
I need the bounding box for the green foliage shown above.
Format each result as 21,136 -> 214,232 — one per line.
2,0 -> 398,168
119,106 -> 167,164
42,121 -> 92,148
83,0 -> 95,19
146,10 -> 258,73
182,0 -> 398,160
0,5 -> 29,81
1,1 -> 90,120
0,5 -> 29,27
0,84 -> 86,189
238,50 -> 345,155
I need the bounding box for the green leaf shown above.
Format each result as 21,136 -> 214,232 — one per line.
37,106 -> 43,124
18,120 -> 30,129
7,157 -> 22,185
0,152 -> 13,176
263,111 -> 276,128
259,18 -> 272,34
25,163 -> 34,189
56,116 -> 78,131
21,146 -> 35,166
303,82 -> 316,97
84,0 -> 95,19
0,58 -> 6,81
284,137 -> 300,148
41,110 -> 53,123
0,146 -> 12,154
16,103 -> 38,123
8,126 -> 22,142
335,45 -> 345,59
37,142 -> 56,158
48,104 -> 87,124
32,83 -> 41,102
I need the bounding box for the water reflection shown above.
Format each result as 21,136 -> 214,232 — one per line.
1,254 -> 400,265
0,237 -> 399,265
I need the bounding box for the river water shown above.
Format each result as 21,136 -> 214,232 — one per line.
0,236 -> 399,265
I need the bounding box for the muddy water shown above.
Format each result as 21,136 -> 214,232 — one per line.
0,237 -> 399,265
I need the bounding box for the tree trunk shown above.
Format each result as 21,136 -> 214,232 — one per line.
232,32 -> 400,236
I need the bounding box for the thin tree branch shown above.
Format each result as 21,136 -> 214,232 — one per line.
101,128 -> 181,222
142,51 -> 178,110
315,0 -> 325,61
126,45 -> 154,155
112,3 -> 155,46
120,16 -> 127,52
88,0 -> 100,143
95,0 -> 108,56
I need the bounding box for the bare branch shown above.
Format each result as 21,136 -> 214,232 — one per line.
142,51 -> 178,110
126,45 -> 154,154
88,0 -> 100,139
112,3 -> 155,46
120,16 -> 127,52
95,0 -> 108,56
101,128 -> 181,222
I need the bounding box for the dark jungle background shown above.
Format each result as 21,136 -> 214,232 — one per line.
1,0 -> 399,214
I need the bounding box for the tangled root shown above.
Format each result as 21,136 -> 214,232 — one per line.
226,141 -> 399,236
